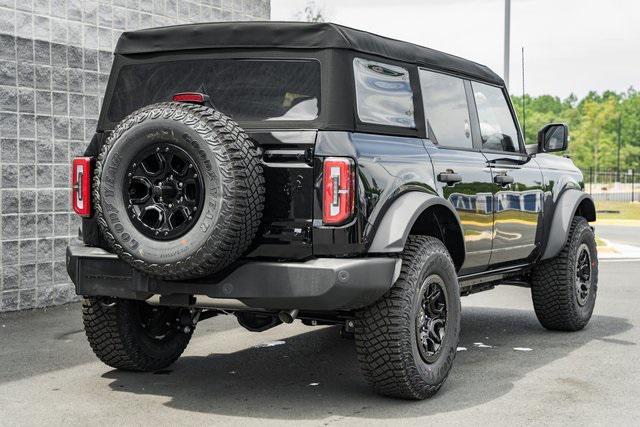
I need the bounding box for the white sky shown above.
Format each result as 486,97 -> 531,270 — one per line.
271,0 -> 640,98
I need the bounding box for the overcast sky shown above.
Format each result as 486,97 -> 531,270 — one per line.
271,0 -> 640,98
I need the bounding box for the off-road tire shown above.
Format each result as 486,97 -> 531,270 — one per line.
82,297 -> 192,371
531,216 -> 598,331
355,236 -> 461,400
94,102 -> 264,280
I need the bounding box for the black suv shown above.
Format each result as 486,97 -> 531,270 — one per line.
67,22 -> 598,400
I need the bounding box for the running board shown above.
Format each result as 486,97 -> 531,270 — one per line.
458,264 -> 530,288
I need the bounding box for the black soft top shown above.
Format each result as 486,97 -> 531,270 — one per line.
115,21 -> 503,86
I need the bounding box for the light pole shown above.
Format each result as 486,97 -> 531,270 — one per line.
504,0 -> 511,89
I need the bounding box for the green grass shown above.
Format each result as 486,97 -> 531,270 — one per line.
594,201 -> 640,220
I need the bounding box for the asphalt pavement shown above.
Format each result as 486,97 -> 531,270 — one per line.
1,254 -> 639,425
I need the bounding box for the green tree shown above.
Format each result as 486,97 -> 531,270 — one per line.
570,98 -> 618,174
511,88 -> 640,175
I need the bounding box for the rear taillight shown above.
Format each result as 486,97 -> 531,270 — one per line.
322,157 -> 355,225
72,157 -> 93,217
172,92 -> 209,105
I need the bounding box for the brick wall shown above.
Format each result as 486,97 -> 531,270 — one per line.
0,0 -> 270,312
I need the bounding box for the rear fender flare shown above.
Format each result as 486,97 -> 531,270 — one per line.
368,192 -> 465,256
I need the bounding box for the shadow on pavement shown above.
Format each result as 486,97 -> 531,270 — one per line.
102,307 -> 633,421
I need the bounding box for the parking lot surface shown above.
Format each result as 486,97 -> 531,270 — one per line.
1,259 -> 639,426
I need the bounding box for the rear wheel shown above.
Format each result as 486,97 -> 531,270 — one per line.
82,297 -> 193,371
531,216 -> 598,331
355,236 -> 461,400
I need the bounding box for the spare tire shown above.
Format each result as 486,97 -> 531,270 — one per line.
94,102 -> 264,280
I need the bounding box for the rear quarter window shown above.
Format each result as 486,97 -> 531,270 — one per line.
353,58 -> 415,128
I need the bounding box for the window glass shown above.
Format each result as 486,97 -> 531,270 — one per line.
419,69 -> 472,149
353,58 -> 415,128
472,82 -> 520,153
108,59 -> 321,124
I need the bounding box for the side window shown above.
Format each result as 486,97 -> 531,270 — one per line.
419,69 -> 472,149
472,82 -> 520,153
353,58 -> 415,128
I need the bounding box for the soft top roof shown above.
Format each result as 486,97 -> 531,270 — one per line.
115,21 -> 503,86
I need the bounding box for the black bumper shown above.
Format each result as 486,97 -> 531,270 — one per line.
66,243 -> 400,311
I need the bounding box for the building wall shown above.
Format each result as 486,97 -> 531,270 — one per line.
0,0 -> 270,312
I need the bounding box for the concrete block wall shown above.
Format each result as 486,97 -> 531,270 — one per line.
0,0 -> 270,311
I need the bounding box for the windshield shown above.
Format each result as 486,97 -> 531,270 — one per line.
107,59 -> 321,124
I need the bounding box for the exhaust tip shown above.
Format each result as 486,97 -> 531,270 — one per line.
278,309 -> 299,324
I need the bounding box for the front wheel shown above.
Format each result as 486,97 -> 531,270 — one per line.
82,297 -> 194,371
531,216 -> 598,331
355,236 -> 461,400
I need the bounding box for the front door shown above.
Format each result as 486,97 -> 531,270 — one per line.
419,69 -> 494,274
469,81 -> 544,265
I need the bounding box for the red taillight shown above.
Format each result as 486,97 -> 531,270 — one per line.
72,157 -> 93,217
322,157 -> 355,225
172,92 -> 209,104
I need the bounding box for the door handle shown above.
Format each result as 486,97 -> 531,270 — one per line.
494,174 -> 514,186
438,171 -> 462,185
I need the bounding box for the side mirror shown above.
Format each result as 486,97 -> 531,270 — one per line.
538,123 -> 569,153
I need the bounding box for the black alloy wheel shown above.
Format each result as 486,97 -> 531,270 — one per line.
575,243 -> 592,307
416,275 -> 448,363
124,143 -> 204,240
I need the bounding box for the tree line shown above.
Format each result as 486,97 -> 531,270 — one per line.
511,88 -> 640,174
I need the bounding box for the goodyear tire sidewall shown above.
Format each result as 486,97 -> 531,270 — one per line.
98,112 -> 225,266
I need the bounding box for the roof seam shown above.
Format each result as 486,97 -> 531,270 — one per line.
328,23 -> 353,48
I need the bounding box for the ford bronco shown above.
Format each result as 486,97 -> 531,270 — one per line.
67,22 -> 598,400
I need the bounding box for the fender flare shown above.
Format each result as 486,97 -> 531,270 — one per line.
541,190 -> 596,260
368,192 -> 465,257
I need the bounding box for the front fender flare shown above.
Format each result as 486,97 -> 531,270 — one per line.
368,192 -> 465,255
541,190 -> 596,260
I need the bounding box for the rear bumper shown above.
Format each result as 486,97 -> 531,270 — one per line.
66,243 -> 400,311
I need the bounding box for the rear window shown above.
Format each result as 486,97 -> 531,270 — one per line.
107,59 -> 321,124
353,58 -> 415,128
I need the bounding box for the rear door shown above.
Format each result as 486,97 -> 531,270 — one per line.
418,69 -> 494,274
469,81 -> 544,265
